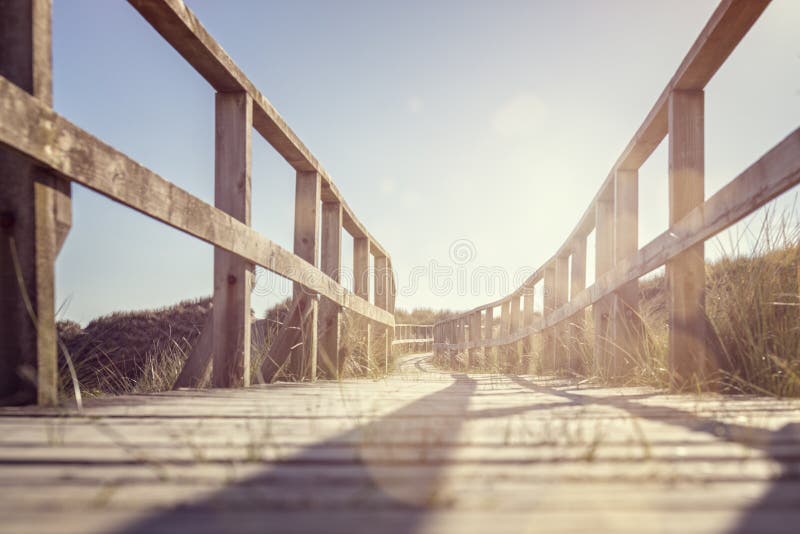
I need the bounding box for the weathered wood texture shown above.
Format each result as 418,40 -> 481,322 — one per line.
0,76 -> 393,327
2,353 -> 800,533
667,90 -> 706,386
212,91 -> 253,388
432,2 -> 796,387
319,201 -> 343,378
0,0 -> 71,406
126,0 -> 389,259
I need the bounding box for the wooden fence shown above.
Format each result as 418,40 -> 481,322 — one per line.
433,0 -> 800,386
0,0 -> 395,406
392,324 -> 434,354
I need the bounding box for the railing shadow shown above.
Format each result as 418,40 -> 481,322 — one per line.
508,375 -> 800,533
115,373 -> 477,534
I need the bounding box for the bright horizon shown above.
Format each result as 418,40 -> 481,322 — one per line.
52,0 -> 800,325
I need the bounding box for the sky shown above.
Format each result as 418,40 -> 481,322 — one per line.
51,0 -> 800,325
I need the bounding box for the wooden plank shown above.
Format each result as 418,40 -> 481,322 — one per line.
469,312 -> 481,368
542,264 -> 556,373
667,90 -> 706,387
613,169 -> 640,374
289,170 -> 321,379
374,255 -> 391,372
0,0 -> 70,406
260,293 -> 314,383
353,237 -> 371,372
126,0 -> 390,260
553,255 -> 569,371
319,201 -> 342,378
212,91 -> 252,388
568,237 -> 587,372
593,195 -> 614,378
0,76 -> 393,327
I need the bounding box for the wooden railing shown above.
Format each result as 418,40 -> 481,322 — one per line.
392,324 -> 434,354
433,0 -> 800,386
0,0 -> 395,405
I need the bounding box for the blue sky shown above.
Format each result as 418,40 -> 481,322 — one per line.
52,0 -> 800,324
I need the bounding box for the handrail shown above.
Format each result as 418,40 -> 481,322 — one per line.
433,0 -> 800,384
0,0 -> 396,402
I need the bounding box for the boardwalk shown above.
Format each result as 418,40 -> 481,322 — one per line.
2,354 -> 799,533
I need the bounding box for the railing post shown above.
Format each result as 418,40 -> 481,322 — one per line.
668,89 -> 706,386
568,236 -> 587,373
319,200 -> 343,378
0,0 -> 71,406
212,91 -> 253,388
290,170 -> 320,380
554,254 -> 569,371
374,254 -> 390,373
522,285 -> 534,365
500,300 -> 510,371
469,312 -> 481,369
542,263 -> 556,374
594,194 -> 614,378
353,237 -> 371,372
613,168 -> 640,372
484,307 -> 495,370
510,294 -> 521,371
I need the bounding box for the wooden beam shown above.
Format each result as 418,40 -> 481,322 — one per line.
374,254 -> 391,373
289,170 -> 320,380
0,76 -> 394,327
554,254 -> 569,371
594,195 -> 614,378
542,264 -> 556,373
319,201 -> 342,378
0,0 -> 70,406
484,307 -> 495,369
126,0 -> 391,260
172,312 -> 212,389
211,91 -> 252,388
667,89 -> 706,386
353,237 -> 371,372
613,168 -> 640,373
568,237 -> 587,372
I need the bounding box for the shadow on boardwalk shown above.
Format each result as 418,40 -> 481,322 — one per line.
508,375 -> 800,534
117,372 -> 478,534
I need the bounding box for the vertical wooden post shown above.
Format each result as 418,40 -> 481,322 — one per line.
353,237 -> 371,372
484,307 -> 495,370
522,285 -> 534,355
319,201 -> 342,378
290,170 -> 320,380
500,300 -> 510,371
668,89 -> 706,386
542,263 -> 556,374
212,91 -> 253,388
594,195 -> 614,378
554,254 -> 569,371
469,311 -> 481,369
569,237 -> 587,372
0,0 -> 71,406
374,254 -> 390,373
613,168 -> 640,372
510,294 -> 521,371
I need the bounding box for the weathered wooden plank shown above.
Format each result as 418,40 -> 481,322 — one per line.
212,91 -> 253,388
0,76 -> 393,327
553,255 -> 569,370
667,90 -> 706,387
612,168 -> 640,374
568,237 -> 587,371
289,170 -> 321,379
0,0 -> 70,406
319,201 -> 342,378
353,237 -> 371,371
126,0 -> 390,260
